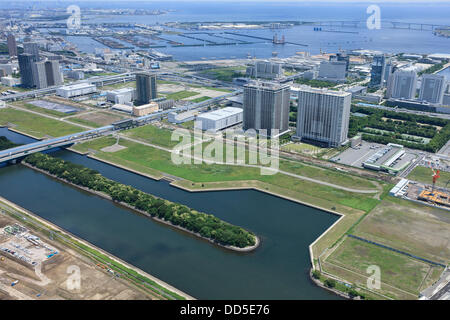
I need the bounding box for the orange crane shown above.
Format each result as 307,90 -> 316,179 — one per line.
429,162 -> 441,194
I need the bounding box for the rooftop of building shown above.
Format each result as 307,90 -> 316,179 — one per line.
59,82 -> 96,90
197,107 -> 242,121
291,85 -> 351,97
244,80 -> 290,90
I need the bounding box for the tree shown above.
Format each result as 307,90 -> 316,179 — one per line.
324,279 -> 336,288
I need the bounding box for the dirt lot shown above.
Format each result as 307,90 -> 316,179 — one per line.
0,214 -> 159,300
70,111 -> 126,127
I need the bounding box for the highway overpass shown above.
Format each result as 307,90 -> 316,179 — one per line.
0,126 -> 113,164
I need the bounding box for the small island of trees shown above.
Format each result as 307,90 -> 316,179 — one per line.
24,153 -> 257,249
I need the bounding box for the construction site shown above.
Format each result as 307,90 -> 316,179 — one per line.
0,209 -> 170,300
391,162 -> 450,210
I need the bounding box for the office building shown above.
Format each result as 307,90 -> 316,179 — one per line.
23,42 -> 40,61
295,87 -> 351,147
135,72 -> 157,105
243,81 -> 290,137
369,55 -> 386,88
44,60 -> 63,86
246,61 -> 283,79
388,70 -> 417,99
18,53 -> 36,88
419,74 -> 446,105
31,61 -> 47,89
195,107 -> 243,132
318,61 -> 347,82
7,34 -> 17,57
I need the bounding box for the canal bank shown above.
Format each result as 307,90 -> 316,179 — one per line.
0,195 -> 194,300
0,128 -> 341,299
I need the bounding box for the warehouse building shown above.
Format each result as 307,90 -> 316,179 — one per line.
195,107 -> 243,132
106,87 -> 135,105
56,83 -> 96,98
363,143 -> 407,173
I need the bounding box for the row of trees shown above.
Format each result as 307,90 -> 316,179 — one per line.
24,153 -> 257,249
349,106 -> 450,152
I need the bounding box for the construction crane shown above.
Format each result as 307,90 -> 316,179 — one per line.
429,161 -> 441,195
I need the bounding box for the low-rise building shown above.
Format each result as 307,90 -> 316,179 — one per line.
132,102 -> 159,116
56,83 -> 96,98
106,87 -> 135,105
195,107 -> 243,132
1,76 -> 21,86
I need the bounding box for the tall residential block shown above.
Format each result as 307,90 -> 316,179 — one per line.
135,72 -> 157,105
44,60 -> 63,86
243,81 -> 290,136
419,74 -> 446,105
31,60 -> 47,89
23,42 -> 40,61
7,34 -> 17,57
18,53 -> 36,88
246,61 -> 283,79
388,70 -> 417,99
295,87 -> 351,147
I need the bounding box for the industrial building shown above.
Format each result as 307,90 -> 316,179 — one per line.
106,87 -> 135,105
112,104 -> 133,113
135,72 -> 157,105
363,143 -> 408,173
243,81 -> 290,137
56,83 -> 97,98
295,87 -> 351,147
195,107 -> 243,132
132,102 -> 159,116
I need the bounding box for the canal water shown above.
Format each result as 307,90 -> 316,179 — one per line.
0,128 -> 340,299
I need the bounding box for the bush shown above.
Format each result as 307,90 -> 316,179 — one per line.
312,270 -> 321,279
324,279 -> 336,288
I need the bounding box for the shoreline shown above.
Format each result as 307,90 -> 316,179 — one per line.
0,195 -> 194,300
21,161 -> 260,253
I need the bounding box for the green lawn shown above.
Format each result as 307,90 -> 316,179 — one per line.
327,237 -> 435,294
165,91 -> 199,101
200,67 -> 246,82
72,135 -> 381,214
0,108 -> 83,138
191,96 -> 211,103
122,124 -> 181,148
407,165 -> 450,188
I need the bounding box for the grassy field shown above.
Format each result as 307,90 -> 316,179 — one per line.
0,107 -> 83,138
72,135 -> 381,214
407,165 -> 450,188
122,124 -> 181,148
325,237 -> 437,298
319,195 -> 450,299
165,90 -> 199,100
282,142 -> 331,156
191,96 -> 211,103
200,67 -> 246,82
